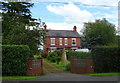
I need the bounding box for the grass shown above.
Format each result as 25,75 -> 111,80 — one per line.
86,73 -> 120,76
0,76 -> 40,80
45,59 -> 66,71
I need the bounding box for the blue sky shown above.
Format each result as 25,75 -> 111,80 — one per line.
30,0 -> 119,34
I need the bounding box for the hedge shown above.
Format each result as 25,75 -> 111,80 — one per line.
2,45 -> 32,76
66,51 -> 91,60
91,46 -> 120,73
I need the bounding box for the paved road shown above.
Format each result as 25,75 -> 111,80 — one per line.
2,73 -> 120,83
34,72 -> 119,81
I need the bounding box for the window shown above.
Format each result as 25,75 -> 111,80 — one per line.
51,38 -> 55,45
72,38 -> 76,46
64,38 -> 68,45
59,38 -> 62,45
51,48 -> 56,52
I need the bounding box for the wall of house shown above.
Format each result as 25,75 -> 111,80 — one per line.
44,37 -> 81,47
43,37 -> 81,54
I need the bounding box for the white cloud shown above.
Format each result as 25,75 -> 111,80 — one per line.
74,0 -> 119,7
46,22 -> 84,34
46,2 -> 95,33
47,2 -> 93,23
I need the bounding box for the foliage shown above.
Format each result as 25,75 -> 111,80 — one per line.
1,2 -> 47,55
54,50 -> 61,56
2,45 -> 32,76
91,45 -> 120,73
65,62 -> 71,71
47,52 -> 61,64
41,53 -> 48,58
66,51 -> 91,60
81,18 -> 116,49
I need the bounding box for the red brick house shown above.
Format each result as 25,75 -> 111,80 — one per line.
43,25 -> 81,54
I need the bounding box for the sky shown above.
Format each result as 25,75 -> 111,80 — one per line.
30,0 -> 119,34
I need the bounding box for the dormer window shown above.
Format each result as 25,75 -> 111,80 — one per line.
72,38 -> 76,46
51,38 -> 55,45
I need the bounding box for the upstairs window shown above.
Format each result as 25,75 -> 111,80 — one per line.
59,38 -> 62,45
72,38 -> 76,46
64,38 -> 68,45
51,38 -> 55,45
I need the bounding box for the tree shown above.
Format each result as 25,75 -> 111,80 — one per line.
81,18 -> 116,49
1,2 -> 47,55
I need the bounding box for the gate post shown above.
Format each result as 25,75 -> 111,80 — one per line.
27,58 -> 43,75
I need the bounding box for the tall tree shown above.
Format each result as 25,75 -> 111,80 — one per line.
1,2 -> 47,55
81,18 -> 116,49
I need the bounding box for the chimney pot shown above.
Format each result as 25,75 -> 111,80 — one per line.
73,26 -> 77,32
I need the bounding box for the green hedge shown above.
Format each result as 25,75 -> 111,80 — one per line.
2,45 -> 32,76
66,51 -> 91,60
91,46 -> 120,73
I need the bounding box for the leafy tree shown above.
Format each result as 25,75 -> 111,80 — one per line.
81,18 -> 116,49
1,2 -> 47,55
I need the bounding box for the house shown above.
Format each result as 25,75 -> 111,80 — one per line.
43,25 -> 81,54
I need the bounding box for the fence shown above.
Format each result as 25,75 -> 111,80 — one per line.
70,57 -> 94,74
27,58 -> 43,75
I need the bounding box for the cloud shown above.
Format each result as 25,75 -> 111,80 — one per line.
46,22 -> 84,34
74,0 -> 119,7
47,2 -> 93,23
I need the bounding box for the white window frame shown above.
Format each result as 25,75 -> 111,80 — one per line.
50,38 -> 55,45
59,38 -> 62,45
64,38 -> 68,46
72,38 -> 76,46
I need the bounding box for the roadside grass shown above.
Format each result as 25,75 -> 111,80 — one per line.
86,73 -> 120,76
45,59 -> 66,71
1,76 -> 40,80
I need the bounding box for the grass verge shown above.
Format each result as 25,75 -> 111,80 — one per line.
0,76 -> 40,80
86,73 -> 120,76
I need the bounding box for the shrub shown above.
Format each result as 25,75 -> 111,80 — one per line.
41,53 -> 48,58
47,52 -> 61,64
65,62 -> 71,71
54,50 -> 61,56
2,45 -> 32,76
91,45 -> 120,73
66,51 -> 91,60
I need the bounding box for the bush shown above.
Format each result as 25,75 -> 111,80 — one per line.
65,62 -> 71,71
41,53 -> 48,58
66,51 -> 91,60
47,52 -> 61,64
2,45 -> 32,76
54,50 -> 61,56
91,45 -> 120,73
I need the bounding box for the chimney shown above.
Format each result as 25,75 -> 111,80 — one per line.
43,24 -> 47,30
73,25 -> 77,32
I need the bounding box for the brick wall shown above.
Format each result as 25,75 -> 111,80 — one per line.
44,37 -> 80,46
70,57 -> 94,74
27,58 -> 43,76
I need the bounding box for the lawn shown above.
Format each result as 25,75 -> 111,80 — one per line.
0,76 -> 40,80
86,73 -> 120,76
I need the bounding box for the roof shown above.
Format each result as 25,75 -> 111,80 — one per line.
47,30 -> 80,37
